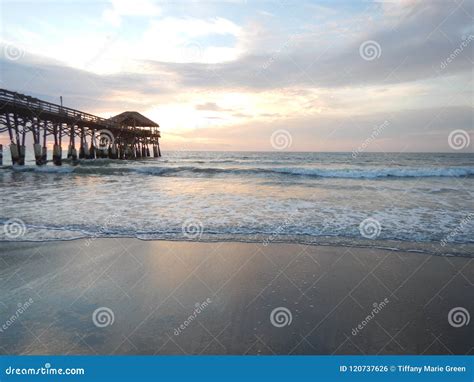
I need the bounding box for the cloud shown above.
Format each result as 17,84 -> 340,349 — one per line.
102,0 -> 162,27
0,52 -> 174,113
195,102 -> 232,111
139,17 -> 242,64
150,1 -> 473,90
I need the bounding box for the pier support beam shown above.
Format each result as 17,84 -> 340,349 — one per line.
10,143 -> 19,165
79,128 -> 86,159
110,144 -> 117,159
19,144 -> 26,165
84,139 -> 90,158
52,123 -> 62,166
53,144 -> 62,166
41,121 -> 47,164
42,146 -> 47,164
79,129 -> 90,159
68,125 -> 78,163
89,130 -> 96,159
125,144 -> 133,159
14,115 -> 26,165
32,118 -> 43,165
34,143 -> 43,166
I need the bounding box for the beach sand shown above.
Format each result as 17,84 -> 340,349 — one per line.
0,239 -> 472,355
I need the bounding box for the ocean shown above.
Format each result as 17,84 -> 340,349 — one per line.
1,151 -> 473,256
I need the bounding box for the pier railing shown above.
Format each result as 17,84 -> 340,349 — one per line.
0,88 -> 119,129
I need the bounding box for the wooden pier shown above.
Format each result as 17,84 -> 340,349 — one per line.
0,88 -> 161,166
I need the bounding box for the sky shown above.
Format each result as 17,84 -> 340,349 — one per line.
0,0 -> 473,152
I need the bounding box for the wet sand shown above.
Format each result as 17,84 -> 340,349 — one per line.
0,239 -> 472,355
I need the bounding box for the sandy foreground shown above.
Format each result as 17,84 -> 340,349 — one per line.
0,239 -> 472,355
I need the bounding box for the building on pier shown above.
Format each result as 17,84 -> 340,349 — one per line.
109,111 -> 161,158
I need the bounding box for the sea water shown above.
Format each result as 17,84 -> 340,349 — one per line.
0,151 -> 473,256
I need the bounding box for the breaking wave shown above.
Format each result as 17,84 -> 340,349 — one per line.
8,164 -> 474,179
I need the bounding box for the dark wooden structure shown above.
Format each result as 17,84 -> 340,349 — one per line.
109,111 -> 161,158
0,88 -> 161,166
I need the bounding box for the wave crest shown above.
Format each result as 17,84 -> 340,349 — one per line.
7,164 -> 474,179
131,166 -> 474,179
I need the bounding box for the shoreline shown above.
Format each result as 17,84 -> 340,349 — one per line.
1,236 -> 472,259
1,238 -> 472,355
